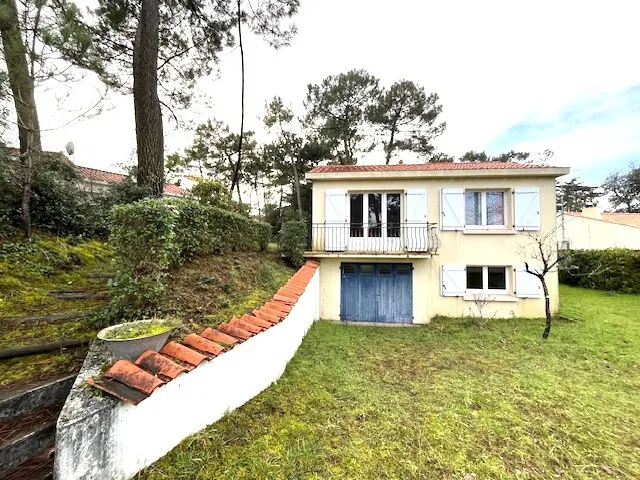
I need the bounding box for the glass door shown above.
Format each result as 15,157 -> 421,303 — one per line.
348,192 -> 402,252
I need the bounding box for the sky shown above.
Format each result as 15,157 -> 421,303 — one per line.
31,0 -> 640,186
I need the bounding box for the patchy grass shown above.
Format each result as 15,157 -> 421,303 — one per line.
138,286 -> 640,480
164,250 -> 294,331
0,232 -> 114,318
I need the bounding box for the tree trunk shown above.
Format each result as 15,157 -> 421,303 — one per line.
133,0 -> 164,197
385,121 -> 397,165
292,157 -> 303,219
541,278 -> 552,339
230,0 -> 245,193
0,0 -> 42,238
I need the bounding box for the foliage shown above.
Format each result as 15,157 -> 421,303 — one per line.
560,248 -> 640,293
304,69 -> 380,165
190,178 -> 247,214
107,198 -> 270,320
139,286 -> 640,480
101,318 -> 178,340
459,149 -> 531,163
602,163 -> 640,212
368,80 -> 445,163
556,178 -> 599,212
279,219 -> 307,267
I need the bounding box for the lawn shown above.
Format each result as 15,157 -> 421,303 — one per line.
138,286 -> 639,480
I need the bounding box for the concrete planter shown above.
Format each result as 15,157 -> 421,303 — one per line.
97,320 -> 173,361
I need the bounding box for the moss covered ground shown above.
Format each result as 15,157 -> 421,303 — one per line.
139,286 -> 640,480
0,233 -> 294,391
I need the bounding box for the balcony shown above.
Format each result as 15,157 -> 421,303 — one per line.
306,223 -> 441,257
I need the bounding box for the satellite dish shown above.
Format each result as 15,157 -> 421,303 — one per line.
65,142 -> 75,155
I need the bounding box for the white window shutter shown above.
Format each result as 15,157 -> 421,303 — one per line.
515,265 -> 542,298
325,189 -> 347,251
440,188 -> 464,230
514,187 -> 541,230
406,189 -> 428,251
441,264 -> 466,296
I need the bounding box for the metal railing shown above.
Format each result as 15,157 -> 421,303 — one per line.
308,222 -> 441,254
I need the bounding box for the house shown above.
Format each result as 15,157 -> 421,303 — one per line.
557,207 -> 640,250
78,166 -> 187,197
305,161 -> 570,322
7,148 -> 187,197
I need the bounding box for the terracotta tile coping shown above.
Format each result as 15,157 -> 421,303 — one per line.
88,261 -> 318,404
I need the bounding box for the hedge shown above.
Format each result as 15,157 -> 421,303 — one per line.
279,220 -> 308,267
107,198 -> 271,319
559,248 -> 640,294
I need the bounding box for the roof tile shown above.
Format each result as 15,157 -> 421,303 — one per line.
218,322 -> 253,341
253,309 -> 280,324
183,334 -> 224,357
160,341 -> 208,367
86,378 -> 148,405
241,314 -> 272,329
135,350 -> 187,380
78,166 -> 186,196
273,294 -> 297,305
308,161 -> 553,174
104,360 -> 164,395
261,305 -> 288,319
230,317 -> 263,334
201,327 -> 239,347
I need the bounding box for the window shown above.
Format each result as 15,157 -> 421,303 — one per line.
379,264 -> 392,275
349,192 -> 402,238
343,264 -> 356,274
361,264 -> 375,274
466,266 -> 508,292
464,190 -> 505,227
397,264 -> 412,275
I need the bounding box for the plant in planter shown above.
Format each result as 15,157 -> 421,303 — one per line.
97,318 -> 181,361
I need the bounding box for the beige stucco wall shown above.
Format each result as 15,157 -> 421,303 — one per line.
312,175 -> 560,322
557,215 -> 640,250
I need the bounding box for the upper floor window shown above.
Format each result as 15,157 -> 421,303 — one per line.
349,192 -> 401,238
465,191 -> 505,226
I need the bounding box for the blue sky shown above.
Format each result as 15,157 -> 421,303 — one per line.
486,84 -> 640,184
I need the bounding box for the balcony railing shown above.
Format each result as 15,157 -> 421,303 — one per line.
308,223 -> 441,254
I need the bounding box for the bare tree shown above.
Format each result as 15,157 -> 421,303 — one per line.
519,228 -> 566,339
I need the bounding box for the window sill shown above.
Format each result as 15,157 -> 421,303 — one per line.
462,229 -> 517,235
463,294 -> 518,303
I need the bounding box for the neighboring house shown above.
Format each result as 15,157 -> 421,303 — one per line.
305,161 -> 570,322
8,148 -> 187,197
78,166 -> 187,198
557,208 -> 640,250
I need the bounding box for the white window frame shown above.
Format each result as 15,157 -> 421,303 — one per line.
347,191 -> 403,236
464,189 -> 509,229
465,265 -> 509,294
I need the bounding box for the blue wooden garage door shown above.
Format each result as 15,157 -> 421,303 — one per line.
340,263 -> 413,323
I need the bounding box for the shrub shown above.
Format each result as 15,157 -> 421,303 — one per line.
107,198 -> 271,320
559,248 -> 640,294
279,220 -> 308,267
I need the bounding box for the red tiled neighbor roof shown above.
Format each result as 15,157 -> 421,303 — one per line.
309,161 -> 553,174
88,261 -> 320,405
79,166 -> 186,196
566,211 -> 640,228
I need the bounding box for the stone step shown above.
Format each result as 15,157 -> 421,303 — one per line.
0,446 -> 54,480
0,374 -> 76,422
0,416 -> 57,473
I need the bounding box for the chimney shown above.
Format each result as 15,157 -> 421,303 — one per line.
581,207 -> 602,219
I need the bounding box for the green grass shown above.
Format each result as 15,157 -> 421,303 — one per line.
138,286 -> 640,480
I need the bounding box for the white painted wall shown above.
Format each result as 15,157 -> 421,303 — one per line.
55,269 -> 320,480
557,214 -> 640,250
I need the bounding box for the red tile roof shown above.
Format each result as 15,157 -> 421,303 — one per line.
88,261 -> 320,404
566,211 -> 640,228
309,161 -> 555,174
78,166 -> 187,196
